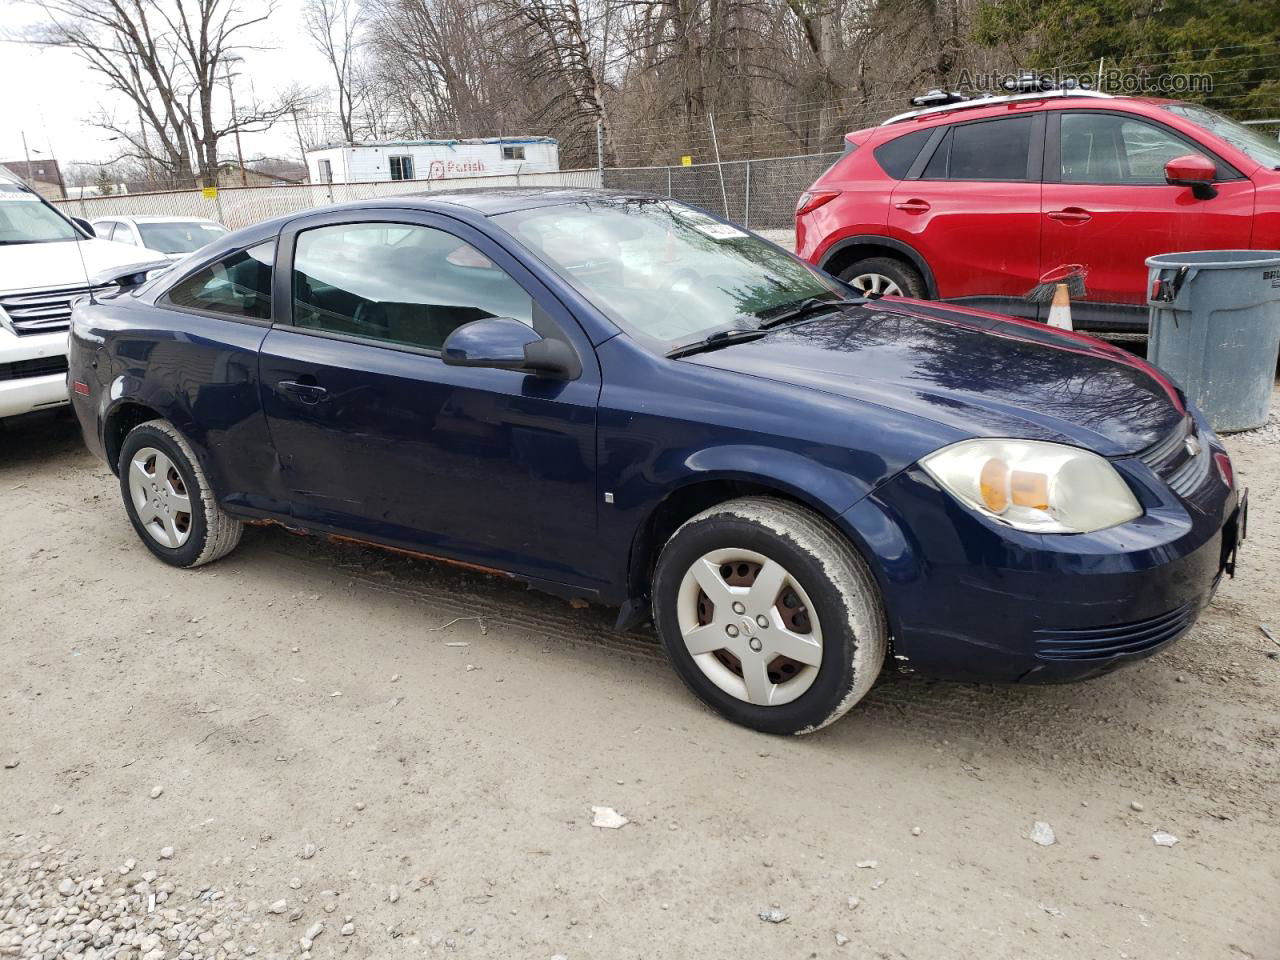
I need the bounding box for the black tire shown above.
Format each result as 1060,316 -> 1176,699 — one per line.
839,256 -> 926,298
652,497 -> 887,735
118,419 -> 242,568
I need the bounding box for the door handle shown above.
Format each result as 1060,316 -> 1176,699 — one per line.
894,199 -> 930,213
1047,208 -> 1092,224
278,380 -> 328,404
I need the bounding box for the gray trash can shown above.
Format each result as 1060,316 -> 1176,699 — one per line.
1146,250 -> 1280,432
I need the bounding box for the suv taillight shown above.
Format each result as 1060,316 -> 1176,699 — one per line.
796,190 -> 839,217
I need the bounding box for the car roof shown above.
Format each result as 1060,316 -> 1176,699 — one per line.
92,215 -> 224,225
166,188 -> 671,269
873,93 -> 1177,138
385,186 -> 660,216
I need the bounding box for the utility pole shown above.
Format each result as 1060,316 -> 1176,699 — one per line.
136,106 -> 155,185
226,62 -> 247,186
21,130 -> 33,177
291,107 -> 307,173
708,112 -> 729,218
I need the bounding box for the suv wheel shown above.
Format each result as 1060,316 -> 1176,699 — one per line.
652,497 -> 887,735
118,419 -> 243,568
839,256 -> 925,298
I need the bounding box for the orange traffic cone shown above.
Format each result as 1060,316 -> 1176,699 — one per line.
1046,283 -> 1073,331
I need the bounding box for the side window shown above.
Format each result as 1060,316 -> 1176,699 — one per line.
1060,112 -> 1209,183
291,223 -> 533,352
318,159 -> 333,183
948,116 -> 1034,181
873,129 -> 933,179
165,241 -> 274,320
921,130 -> 950,179
98,221 -> 119,240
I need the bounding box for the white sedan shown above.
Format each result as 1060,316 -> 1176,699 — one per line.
91,215 -> 229,262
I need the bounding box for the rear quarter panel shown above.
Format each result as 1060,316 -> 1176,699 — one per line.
72,296 -> 279,511
797,146 -> 894,262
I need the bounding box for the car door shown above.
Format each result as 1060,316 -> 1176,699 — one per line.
885,111 -> 1045,311
257,209 -> 603,591
1042,109 -> 1255,317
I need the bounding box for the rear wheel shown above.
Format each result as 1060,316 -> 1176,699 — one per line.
118,419 -> 242,568
652,497 -> 887,734
839,256 -> 925,298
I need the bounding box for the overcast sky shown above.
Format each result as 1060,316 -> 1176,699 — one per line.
0,0 -> 333,172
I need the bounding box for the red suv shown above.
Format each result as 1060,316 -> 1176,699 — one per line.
796,89 -> 1280,331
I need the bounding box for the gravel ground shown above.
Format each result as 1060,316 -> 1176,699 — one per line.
2,406 -> 1278,960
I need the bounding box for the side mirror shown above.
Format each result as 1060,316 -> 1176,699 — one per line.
1164,154 -> 1218,200
72,217 -> 96,237
442,316 -> 578,378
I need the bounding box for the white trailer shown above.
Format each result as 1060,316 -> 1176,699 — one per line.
305,137 -> 560,185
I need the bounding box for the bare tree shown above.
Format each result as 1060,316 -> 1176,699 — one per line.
24,0 -> 303,186
496,0 -> 618,164
303,0 -> 366,143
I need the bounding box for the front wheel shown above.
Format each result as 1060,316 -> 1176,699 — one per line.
118,419 -> 242,568
652,497 -> 887,734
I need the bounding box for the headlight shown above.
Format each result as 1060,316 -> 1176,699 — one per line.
920,439 -> 1142,533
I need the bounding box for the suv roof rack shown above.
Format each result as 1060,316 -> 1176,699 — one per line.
882,88 -> 1114,126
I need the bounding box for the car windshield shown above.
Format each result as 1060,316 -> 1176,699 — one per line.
1163,103 -> 1280,168
0,183 -> 79,244
494,198 -> 847,349
137,221 -> 228,254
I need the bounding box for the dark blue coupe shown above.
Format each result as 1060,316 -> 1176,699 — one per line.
68,189 -> 1244,734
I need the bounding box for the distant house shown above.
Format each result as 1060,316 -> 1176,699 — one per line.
216,162 -> 306,188
0,158 -> 65,200
305,137 -> 559,185
247,160 -> 310,185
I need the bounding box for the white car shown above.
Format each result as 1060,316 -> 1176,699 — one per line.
0,171 -> 168,421
91,215 -> 228,262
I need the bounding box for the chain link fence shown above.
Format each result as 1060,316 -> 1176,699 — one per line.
602,152 -> 839,231
52,168 -> 604,231
49,154 -> 827,245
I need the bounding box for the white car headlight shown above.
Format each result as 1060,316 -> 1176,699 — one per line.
920,438 -> 1142,534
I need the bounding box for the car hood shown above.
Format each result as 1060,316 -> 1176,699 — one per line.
0,238 -> 164,294
685,301 -> 1185,457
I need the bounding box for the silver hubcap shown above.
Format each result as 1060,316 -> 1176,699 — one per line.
128,446 -> 193,549
676,548 -> 823,706
848,272 -> 903,296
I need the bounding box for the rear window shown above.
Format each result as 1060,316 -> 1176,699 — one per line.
873,129 -> 933,179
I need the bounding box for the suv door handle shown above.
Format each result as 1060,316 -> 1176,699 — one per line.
1047,207 -> 1092,224
894,199 -> 930,213
278,380 -> 329,404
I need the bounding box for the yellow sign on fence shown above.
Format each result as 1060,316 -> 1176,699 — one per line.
201,186 -> 218,199
680,155 -> 692,167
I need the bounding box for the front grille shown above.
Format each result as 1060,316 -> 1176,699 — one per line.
1034,602 -> 1196,662
0,285 -> 103,336
1136,416 -> 1212,498
0,354 -> 68,382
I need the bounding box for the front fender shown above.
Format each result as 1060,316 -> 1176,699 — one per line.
681,443 -> 869,517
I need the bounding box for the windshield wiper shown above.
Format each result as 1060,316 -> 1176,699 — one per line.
756,296 -> 867,330
666,328 -> 768,359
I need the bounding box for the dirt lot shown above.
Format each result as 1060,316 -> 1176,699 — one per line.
2,409 -> 1278,960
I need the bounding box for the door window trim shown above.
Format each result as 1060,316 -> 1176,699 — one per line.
270,208 -> 588,374
1044,109 -> 1244,185
911,112 -> 1046,183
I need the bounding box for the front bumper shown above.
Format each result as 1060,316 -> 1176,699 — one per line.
0,330 -> 69,418
839,444 -> 1241,685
